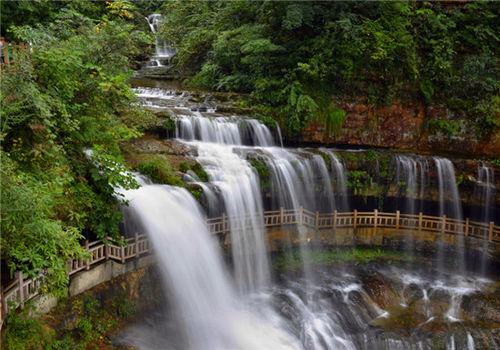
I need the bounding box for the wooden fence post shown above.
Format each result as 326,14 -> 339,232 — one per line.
280,207 -> 284,225
395,210 -> 400,230
222,213 -> 227,233
3,45 -> 10,65
374,209 -> 378,235
464,218 -> 469,237
17,271 -> 24,309
299,206 -> 303,225
85,240 -> 90,270
489,222 -> 494,241
315,211 -> 319,230
135,232 -> 140,258
333,210 -> 337,231
104,239 -> 109,260
441,215 -> 446,236
418,212 -> 423,233
121,245 -> 125,263
353,209 -> 357,229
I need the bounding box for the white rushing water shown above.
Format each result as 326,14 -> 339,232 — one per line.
434,157 -> 465,274
192,142 -> 270,292
145,14 -> 176,67
118,182 -> 300,350
475,164 -> 495,275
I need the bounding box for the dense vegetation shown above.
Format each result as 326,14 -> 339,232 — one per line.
158,1 -> 499,136
1,0 -> 498,302
0,1 -> 154,293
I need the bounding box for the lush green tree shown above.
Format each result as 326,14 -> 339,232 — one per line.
0,1 -> 151,293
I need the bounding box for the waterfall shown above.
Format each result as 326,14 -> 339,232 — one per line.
193,142 -> 270,292
119,182 -> 299,349
128,85 -> 494,349
475,164 -> 495,275
476,164 -> 495,223
434,157 -> 465,274
394,155 -> 428,253
322,149 -> 349,212
145,14 -> 176,67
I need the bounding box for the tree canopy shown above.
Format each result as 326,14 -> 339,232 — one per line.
158,0 -> 499,135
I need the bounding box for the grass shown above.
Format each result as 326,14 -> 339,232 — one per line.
273,246 -> 409,271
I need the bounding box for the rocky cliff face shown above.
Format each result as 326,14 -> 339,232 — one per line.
301,100 -> 500,158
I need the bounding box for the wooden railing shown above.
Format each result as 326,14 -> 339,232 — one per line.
0,42 -> 28,66
1,234 -> 150,327
1,210 -> 498,329
206,208 -> 499,243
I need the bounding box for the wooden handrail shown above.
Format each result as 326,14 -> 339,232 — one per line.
0,42 -> 29,66
1,209 -> 498,328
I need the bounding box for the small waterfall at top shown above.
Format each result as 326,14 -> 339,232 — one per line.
474,164 -> 495,275
145,14 -> 176,67
434,157 -> 465,275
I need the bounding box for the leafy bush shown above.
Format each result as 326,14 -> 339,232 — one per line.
134,155 -> 184,186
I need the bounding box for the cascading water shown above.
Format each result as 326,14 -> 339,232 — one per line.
475,164 -> 495,275
322,149 -> 349,212
145,14 -> 176,67
393,155 -> 428,254
125,85 -> 497,349
118,181 -> 299,349
434,157 -> 465,275
193,142 -> 270,292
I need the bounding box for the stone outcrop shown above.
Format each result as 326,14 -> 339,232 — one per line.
300,99 -> 500,158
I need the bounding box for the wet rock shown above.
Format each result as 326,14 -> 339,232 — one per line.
358,270 -> 399,309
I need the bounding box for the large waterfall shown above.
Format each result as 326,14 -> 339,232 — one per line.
120,85 -> 497,349
118,181 -> 300,349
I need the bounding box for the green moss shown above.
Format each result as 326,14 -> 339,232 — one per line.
2,306 -> 55,350
179,161 -> 209,182
1,293 -> 140,350
187,186 -> 203,200
273,247 -> 408,271
347,170 -> 373,195
134,155 -> 184,186
162,115 -> 177,133
249,157 -> 271,192
428,118 -> 462,137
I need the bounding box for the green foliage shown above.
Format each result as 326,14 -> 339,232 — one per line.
274,247 -> 408,271
347,170 -> 373,196
159,1 -> 499,136
0,156 -> 88,294
428,118 -> 462,137
134,155 -> 184,186
249,157 -> 271,192
2,306 -> 55,350
0,2 -> 150,293
179,161 -> 209,182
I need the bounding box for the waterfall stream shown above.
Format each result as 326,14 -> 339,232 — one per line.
145,14 -> 176,67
